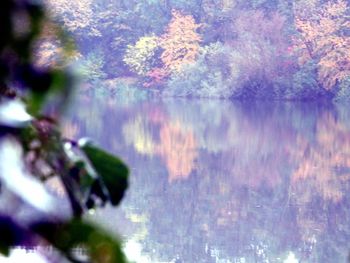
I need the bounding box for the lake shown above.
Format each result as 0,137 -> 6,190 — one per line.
62,96 -> 350,263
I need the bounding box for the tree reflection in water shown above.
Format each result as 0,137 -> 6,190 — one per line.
61,97 -> 350,263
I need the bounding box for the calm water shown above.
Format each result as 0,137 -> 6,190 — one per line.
63,97 -> 350,263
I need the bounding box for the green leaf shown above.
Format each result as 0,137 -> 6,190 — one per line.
79,141 -> 129,206
31,219 -> 127,263
27,92 -> 46,116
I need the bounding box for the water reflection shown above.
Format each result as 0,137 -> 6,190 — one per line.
63,97 -> 350,262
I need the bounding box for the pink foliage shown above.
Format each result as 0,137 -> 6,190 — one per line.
143,68 -> 169,87
230,10 -> 290,80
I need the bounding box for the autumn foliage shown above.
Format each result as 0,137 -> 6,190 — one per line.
46,0 -> 350,99
123,35 -> 159,76
159,10 -> 202,74
293,0 -> 350,90
123,10 -> 202,83
158,121 -> 198,182
291,112 -> 350,203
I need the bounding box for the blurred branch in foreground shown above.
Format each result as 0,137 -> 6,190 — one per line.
0,1 -> 129,262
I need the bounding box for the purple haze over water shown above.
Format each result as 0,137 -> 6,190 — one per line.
64,96 -> 350,262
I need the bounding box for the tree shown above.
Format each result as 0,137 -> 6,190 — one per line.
159,10 -> 202,74
227,10 -> 289,98
78,49 -> 107,82
44,0 -> 100,36
122,10 -> 203,86
293,0 -> 350,90
123,35 -> 159,76
165,42 -> 236,98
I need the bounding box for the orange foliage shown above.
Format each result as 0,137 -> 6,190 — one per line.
288,112 -> 350,240
157,121 -> 198,183
121,111 -> 198,182
291,113 -> 350,203
293,0 -> 350,90
159,10 -> 202,74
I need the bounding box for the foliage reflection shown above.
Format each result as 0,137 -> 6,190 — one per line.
65,98 -> 350,262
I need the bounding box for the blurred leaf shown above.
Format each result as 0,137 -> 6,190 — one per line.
20,65 -> 53,93
63,143 -> 109,211
0,99 -> 32,129
27,92 -> 45,116
31,219 -> 127,263
0,216 -> 30,256
79,141 -> 129,206
50,70 -> 69,92
68,160 -> 108,210
0,138 -> 60,214
85,178 -> 109,209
